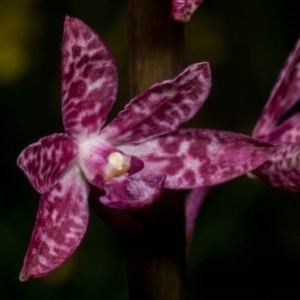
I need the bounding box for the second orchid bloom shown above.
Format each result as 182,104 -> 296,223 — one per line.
172,0 -> 203,22
17,16 -> 275,280
252,36 -> 300,192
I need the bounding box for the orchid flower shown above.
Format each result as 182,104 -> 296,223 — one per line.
17,16 -> 275,281
172,0 -> 203,22
252,36 -> 300,192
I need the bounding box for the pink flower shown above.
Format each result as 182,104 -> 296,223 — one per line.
17,16 -> 274,280
172,0 -> 203,22
252,36 -> 300,192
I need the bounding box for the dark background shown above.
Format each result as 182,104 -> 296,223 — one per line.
1,0 -> 300,299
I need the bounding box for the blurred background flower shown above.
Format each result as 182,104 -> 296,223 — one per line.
1,0 -> 300,299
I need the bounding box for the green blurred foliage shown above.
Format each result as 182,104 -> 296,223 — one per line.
1,0 -> 300,299
0,0 -> 40,83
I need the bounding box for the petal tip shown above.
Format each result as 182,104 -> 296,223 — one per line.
19,265 -> 40,282
19,271 -> 28,282
202,61 -> 211,76
64,15 -> 79,28
19,266 -> 48,282
195,61 -> 211,82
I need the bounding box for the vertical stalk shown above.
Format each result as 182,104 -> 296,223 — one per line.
127,0 -> 184,93
123,190 -> 187,300
125,1 -> 185,300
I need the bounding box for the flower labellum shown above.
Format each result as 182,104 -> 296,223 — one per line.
252,36 -> 300,192
17,16 -> 275,280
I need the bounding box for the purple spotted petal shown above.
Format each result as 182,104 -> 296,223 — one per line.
186,187 -> 209,241
100,174 -> 165,209
102,63 -> 211,145
17,133 -> 78,194
19,166 -> 89,281
172,0 -> 203,22
62,16 -> 118,141
119,129 -> 275,188
262,112 -> 300,143
253,143 -> 300,192
253,36 -> 300,138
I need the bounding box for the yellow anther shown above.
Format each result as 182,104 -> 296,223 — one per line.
105,152 -> 130,181
108,152 -> 125,170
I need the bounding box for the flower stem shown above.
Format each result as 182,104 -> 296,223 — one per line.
123,191 -> 187,300
127,0 -> 184,93
125,1 -> 185,299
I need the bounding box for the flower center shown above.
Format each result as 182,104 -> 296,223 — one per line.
105,151 -> 130,181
